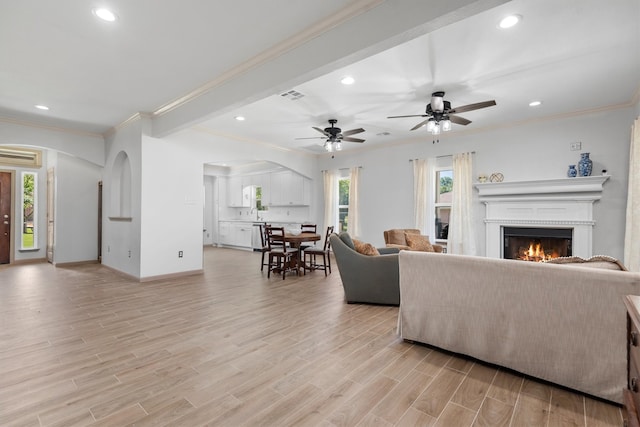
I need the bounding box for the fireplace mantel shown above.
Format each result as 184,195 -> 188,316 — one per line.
476,176 -> 609,258
475,175 -> 610,200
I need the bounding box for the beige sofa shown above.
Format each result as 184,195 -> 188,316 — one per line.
398,251 -> 640,403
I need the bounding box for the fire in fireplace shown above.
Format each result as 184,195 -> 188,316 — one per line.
502,227 -> 572,262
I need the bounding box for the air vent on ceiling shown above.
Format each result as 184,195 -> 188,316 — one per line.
0,146 -> 42,167
377,132 -> 391,136
280,89 -> 305,100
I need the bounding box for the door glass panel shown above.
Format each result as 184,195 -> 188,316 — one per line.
22,172 -> 36,249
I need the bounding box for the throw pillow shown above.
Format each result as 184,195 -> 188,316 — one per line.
353,239 -> 380,256
405,233 -> 434,252
387,229 -> 407,245
544,255 -> 627,271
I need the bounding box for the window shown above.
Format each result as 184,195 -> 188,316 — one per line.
255,186 -> 267,211
22,171 -> 36,249
435,169 -> 452,241
338,177 -> 350,232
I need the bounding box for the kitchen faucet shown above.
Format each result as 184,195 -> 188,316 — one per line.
250,207 -> 260,221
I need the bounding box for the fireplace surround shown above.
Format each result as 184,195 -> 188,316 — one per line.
475,176 -> 609,259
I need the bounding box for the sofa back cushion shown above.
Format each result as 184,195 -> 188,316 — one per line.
338,232 -> 355,250
544,255 -> 627,271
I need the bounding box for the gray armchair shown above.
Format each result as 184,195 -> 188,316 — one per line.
329,232 -> 400,305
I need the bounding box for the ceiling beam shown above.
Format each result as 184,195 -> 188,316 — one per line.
150,0 -> 509,137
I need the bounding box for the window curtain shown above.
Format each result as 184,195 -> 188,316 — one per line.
624,116 -> 640,272
413,159 -> 428,232
448,152 -> 477,255
347,166 -> 361,238
322,169 -> 338,232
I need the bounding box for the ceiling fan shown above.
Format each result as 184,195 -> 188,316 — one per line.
296,119 -> 365,152
387,91 -> 496,134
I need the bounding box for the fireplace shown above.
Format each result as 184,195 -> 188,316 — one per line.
475,176 -> 609,259
503,227 -> 572,261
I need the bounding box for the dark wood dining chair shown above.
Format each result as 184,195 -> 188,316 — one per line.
303,226 -> 334,276
299,223 -> 317,251
266,226 -> 299,279
258,223 -> 271,271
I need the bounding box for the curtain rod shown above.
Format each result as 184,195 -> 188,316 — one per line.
409,151 -> 476,161
320,166 -> 362,172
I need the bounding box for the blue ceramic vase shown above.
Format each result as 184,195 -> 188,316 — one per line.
578,153 -> 593,176
567,165 -> 577,177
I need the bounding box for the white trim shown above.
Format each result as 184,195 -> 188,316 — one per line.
477,176 -> 609,259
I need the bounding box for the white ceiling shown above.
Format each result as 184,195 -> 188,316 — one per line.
1,0 -> 639,154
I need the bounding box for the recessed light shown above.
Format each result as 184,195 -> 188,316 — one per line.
340,76 -> 355,85
35,105 -> 49,111
234,116 -> 245,121
529,100 -> 542,107
498,14 -> 521,29
92,8 -> 118,22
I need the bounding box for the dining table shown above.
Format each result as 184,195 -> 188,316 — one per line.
284,231 -> 321,273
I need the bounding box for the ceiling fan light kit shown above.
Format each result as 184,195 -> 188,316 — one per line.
387,91 -> 496,136
296,119 -> 365,152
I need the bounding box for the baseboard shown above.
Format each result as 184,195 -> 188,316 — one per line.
140,269 -> 204,283
11,257 -> 48,265
54,259 -> 100,268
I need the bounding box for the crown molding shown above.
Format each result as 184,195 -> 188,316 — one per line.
0,115 -> 103,139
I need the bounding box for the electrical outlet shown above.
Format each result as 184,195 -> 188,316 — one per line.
570,142 -> 582,151
178,250 -> 183,258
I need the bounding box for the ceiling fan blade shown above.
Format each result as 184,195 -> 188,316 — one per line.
342,128 -> 365,136
449,100 -> 496,114
342,137 -> 365,143
312,126 -> 330,136
410,119 -> 430,131
294,136 -> 325,140
387,114 -> 429,119
449,115 -> 471,126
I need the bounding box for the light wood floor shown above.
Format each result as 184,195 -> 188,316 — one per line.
0,247 -> 624,426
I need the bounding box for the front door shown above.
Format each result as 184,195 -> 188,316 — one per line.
0,171 -> 11,264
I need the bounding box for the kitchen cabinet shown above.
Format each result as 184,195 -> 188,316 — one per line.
227,176 -> 244,207
266,170 -> 311,206
218,221 -> 253,248
225,170 -> 311,208
219,221 -> 233,245
235,223 -> 253,247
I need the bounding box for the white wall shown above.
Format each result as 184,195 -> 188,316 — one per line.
101,119 -> 142,278
0,119 -> 105,265
54,153 -> 102,264
0,120 -> 104,166
317,107 -> 635,260
139,134 -> 205,278
131,127 -> 319,279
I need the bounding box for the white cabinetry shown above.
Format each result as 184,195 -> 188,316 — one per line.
266,171 -> 311,206
235,223 -> 253,248
219,221 -> 233,245
218,221 -> 253,248
227,176 -> 244,207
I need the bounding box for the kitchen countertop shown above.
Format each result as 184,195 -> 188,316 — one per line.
219,219 -> 304,224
